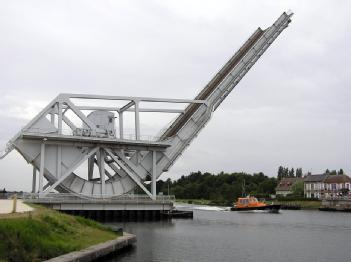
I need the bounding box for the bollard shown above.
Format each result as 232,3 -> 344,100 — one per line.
12,194 -> 17,213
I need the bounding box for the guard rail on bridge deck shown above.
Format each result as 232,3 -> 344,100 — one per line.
23,193 -> 175,204
22,193 -> 176,220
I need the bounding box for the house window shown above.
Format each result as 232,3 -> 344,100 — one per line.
311,184 -> 314,190
347,184 -> 350,189
332,184 -> 336,190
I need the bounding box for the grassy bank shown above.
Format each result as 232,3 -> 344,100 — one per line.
273,200 -> 322,209
0,205 -> 120,262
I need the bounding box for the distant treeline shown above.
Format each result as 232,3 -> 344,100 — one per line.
137,167 -> 347,206
277,166 -> 303,180
155,171 -> 277,206
277,166 -> 345,180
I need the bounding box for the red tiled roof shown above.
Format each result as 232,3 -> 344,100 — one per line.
276,177 -> 303,191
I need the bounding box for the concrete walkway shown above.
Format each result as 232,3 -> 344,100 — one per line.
0,199 -> 34,214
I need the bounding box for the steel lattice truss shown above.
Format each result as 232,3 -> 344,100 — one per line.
1,12 -> 293,199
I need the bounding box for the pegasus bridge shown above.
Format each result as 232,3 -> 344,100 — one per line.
0,11 -> 293,220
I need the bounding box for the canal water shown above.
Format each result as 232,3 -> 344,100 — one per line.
105,205 -> 351,262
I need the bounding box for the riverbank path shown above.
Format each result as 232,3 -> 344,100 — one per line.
0,199 -> 34,214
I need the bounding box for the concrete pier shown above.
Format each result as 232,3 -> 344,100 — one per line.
24,194 -> 175,221
45,233 -> 136,262
60,209 -> 164,222
320,198 -> 351,212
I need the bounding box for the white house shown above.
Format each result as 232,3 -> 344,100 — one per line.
304,174 -> 351,199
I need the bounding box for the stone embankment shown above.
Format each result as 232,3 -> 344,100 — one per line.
320,198 -> 351,212
45,233 -> 136,262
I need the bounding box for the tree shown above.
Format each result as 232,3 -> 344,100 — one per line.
338,169 -> 344,175
159,171 -> 278,204
325,169 -> 330,174
291,181 -> 304,197
296,168 -> 303,178
277,166 -> 284,180
330,170 -> 337,176
289,168 -> 295,177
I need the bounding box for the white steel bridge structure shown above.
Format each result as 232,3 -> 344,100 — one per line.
0,11 -> 293,200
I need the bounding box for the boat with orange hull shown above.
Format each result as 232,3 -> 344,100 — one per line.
231,196 -> 281,213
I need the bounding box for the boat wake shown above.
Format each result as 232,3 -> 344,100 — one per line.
194,206 -> 226,211
175,204 -> 230,212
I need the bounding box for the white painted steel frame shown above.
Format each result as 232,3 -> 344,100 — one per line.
0,11 -> 293,200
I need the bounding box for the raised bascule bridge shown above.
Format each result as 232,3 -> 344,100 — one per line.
1,12 -> 293,220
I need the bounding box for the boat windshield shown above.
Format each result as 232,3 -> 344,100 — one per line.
250,197 -> 258,203
239,199 -> 249,205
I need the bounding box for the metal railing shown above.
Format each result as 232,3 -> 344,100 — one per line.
0,142 -> 15,159
322,196 -> 351,201
22,193 -> 175,204
0,150 -> 6,159
22,128 -> 161,142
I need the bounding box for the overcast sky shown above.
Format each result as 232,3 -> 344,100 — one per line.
1,0 -> 350,191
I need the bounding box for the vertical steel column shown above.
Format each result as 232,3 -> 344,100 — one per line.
88,156 -> 94,181
50,112 -> 55,124
39,142 -> 45,194
32,166 -> 37,193
134,100 -> 140,140
99,149 -> 106,196
152,150 -> 157,199
119,112 -> 124,139
58,101 -> 63,135
57,146 -> 62,178
57,102 -> 62,179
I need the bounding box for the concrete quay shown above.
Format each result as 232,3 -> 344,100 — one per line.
23,193 -> 175,221
320,197 -> 351,212
45,232 -> 136,262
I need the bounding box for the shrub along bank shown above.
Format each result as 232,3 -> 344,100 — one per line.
156,171 -> 277,206
0,205 -> 120,262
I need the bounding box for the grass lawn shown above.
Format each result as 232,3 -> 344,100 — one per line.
0,204 -> 120,262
